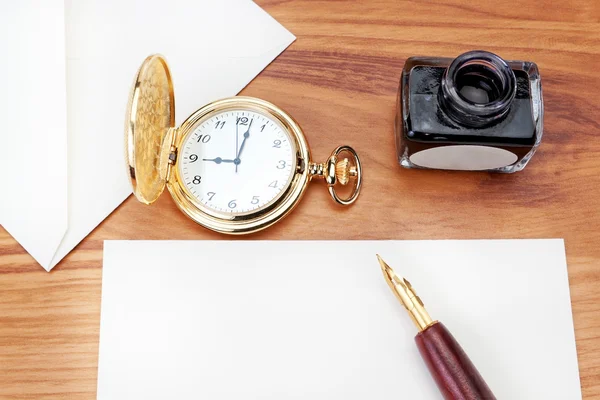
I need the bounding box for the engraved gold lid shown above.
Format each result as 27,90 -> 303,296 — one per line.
125,54 -> 175,205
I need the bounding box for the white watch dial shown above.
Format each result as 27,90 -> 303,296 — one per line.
178,109 -> 296,215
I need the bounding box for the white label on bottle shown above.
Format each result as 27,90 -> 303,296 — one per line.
409,145 -> 518,171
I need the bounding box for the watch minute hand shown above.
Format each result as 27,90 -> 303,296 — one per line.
235,118 -> 240,172
236,119 -> 253,159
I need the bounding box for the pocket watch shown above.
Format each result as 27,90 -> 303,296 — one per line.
125,55 -> 362,234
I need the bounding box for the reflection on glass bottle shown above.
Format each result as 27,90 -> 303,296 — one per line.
396,50 -> 543,173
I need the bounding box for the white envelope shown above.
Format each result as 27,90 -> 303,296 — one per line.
0,0 -> 295,271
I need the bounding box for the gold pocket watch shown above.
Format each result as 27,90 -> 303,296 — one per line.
125,55 -> 362,234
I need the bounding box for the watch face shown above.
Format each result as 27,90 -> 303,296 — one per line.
178,109 -> 296,216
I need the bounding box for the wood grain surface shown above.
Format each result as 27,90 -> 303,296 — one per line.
1,0 -> 599,398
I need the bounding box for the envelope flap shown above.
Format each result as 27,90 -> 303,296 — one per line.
125,54 -> 175,205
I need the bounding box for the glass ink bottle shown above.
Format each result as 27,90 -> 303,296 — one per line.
395,50 -> 543,172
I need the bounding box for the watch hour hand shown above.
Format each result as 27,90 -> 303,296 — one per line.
203,157 -> 235,164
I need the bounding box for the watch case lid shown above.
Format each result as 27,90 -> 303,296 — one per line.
125,54 -> 175,205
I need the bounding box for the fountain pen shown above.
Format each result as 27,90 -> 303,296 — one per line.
377,255 -> 496,400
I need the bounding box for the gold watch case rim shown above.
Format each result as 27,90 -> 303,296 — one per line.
173,100 -> 298,219
167,96 -> 312,234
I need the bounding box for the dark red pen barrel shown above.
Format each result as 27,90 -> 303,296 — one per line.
415,322 -> 496,400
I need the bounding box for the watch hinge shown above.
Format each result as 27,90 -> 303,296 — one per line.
165,145 -> 177,183
165,127 -> 178,182
168,146 -> 178,165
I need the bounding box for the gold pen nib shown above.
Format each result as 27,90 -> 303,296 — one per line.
377,255 -> 435,332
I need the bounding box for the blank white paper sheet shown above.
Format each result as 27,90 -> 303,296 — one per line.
98,240 -> 581,399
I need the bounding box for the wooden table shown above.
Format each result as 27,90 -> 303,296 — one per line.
2,0 -> 599,398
